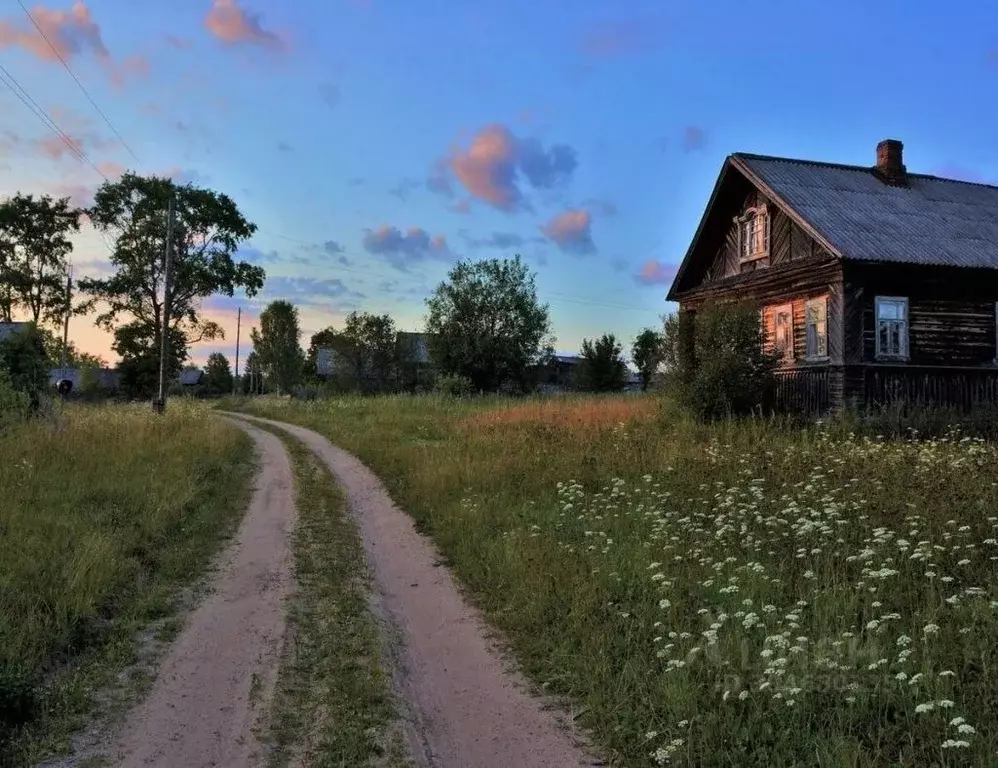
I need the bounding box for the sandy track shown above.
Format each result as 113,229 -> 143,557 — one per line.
104,419 -> 296,768
223,412 -> 597,768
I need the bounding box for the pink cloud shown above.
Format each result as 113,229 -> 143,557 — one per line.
0,1 -> 108,62
635,259 -> 678,286
205,0 -> 284,50
0,2 -> 146,85
362,224 -> 452,270
450,124 -> 521,211
95,160 -> 124,179
540,209 -> 595,254
446,123 -> 577,212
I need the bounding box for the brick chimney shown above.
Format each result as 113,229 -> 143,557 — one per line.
875,139 -> 907,186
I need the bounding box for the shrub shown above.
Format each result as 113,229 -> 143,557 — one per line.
433,373 -> 474,397
0,370 -> 29,433
662,303 -> 779,421
0,325 -> 50,415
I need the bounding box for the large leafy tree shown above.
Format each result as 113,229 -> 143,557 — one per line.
425,255 -> 551,393
77,172 -> 264,390
0,193 -> 80,324
575,333 -> 628,392
631,327 -> 664,391
251,300 -> 304,394
308,312 -> 403,393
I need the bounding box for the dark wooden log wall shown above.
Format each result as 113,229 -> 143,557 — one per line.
845,263 -> 998,366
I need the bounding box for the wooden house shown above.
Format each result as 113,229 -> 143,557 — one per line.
667,139 -> 998,414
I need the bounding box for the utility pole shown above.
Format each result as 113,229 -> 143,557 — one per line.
154,195 -> 176,414
59,267 -> 72,375
55,267 -> 73,399
233,306 -> 241,395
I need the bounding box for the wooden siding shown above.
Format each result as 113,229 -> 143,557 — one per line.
845,262 -> 998,367
703,190 -> 834,283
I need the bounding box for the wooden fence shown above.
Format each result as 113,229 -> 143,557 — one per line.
865,366 -> 998,411
773,368 -> 831,416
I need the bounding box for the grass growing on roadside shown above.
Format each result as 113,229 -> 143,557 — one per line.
257,426 -> 408,768
0,402 -> 254,766
224,394 -> 998,765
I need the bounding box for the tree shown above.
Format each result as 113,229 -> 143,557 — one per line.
250,300 -> 304,394
330,312 -> 400,393
242,350 -> 264,394
632,327 -> 664,391
0,324 -> 51,413
0,193 -> 80,325
575,333 -> 628,392
37,328 -> 106,370
425,255 -> 552,393
114,321 -> 187,399
202,352 -> 234,396
76,172 -> 264,398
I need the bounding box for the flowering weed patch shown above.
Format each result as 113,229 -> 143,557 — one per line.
226,394 -> 998,765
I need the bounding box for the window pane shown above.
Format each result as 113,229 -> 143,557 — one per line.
877,299 -> 905,321
878,322 -> 890,353
889,323 -> 900,354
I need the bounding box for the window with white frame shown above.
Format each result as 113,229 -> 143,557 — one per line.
805,296 -> 828,360
772,303 -> 794,363
739,206 -> 770,261
875,296 -> 908,359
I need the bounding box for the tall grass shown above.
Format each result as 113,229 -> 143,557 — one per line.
225,394 -> 998,765
0,402 -> 254,765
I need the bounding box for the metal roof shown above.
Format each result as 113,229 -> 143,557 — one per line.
179,368 -> 203,385
736,153 -> 998,269
0,322 -> 30,342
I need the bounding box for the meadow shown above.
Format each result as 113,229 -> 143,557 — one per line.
227,393 -> 998,766
0,403 -> 253,765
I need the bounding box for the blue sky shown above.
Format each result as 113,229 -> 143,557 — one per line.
2,0 -> 997,366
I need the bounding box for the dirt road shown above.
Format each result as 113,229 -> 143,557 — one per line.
104,419 -> 297,767
223,413 -> 596,768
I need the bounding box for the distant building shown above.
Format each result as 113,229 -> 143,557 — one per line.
179,368 -> 204,386
48,367 -> 120,391
0,322 -> 31,343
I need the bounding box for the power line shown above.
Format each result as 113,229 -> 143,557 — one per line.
0,62 -> 109,182
15,0 -> 141,167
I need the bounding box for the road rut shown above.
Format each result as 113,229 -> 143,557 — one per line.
223,412 -> 596,768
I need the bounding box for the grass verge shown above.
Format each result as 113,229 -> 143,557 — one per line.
252,423 -> 409,768
0,402 -> 254,766
222,394 -> 998,765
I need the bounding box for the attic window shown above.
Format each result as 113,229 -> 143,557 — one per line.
738,206 -> 770,262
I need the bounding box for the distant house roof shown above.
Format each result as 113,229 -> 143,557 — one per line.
49,367 -> 120,390
553,355 -> 582,365
0,322 -> 30,342
734,152 -> 998,270
179,368 -> 203,386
